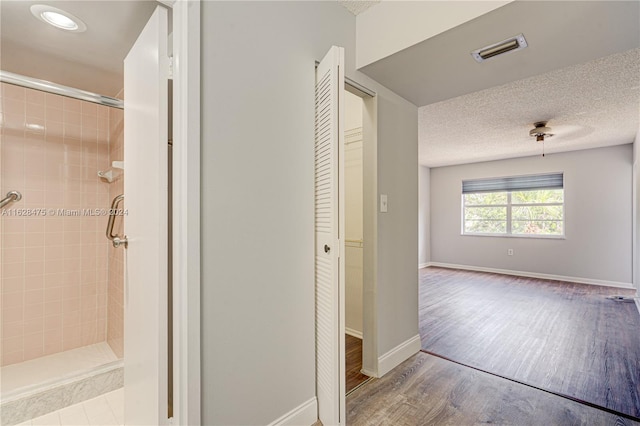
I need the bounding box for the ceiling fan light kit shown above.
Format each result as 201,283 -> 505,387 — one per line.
529,121 -> 554,142
529,121 -> 554,157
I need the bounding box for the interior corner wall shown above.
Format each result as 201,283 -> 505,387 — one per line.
418,166 -> 430,267
345,90 -> 363,130
430,144 -> 633,286
200,2 -> 418,424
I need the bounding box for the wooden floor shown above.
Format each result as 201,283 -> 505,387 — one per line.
419,267 -> 640,418
346,352 -> 639,425
346,334 -> 369,393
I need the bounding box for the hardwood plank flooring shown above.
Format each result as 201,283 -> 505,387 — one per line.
346,334 -> 370,393
419,267 -> 640,418
347,352 -> 640,425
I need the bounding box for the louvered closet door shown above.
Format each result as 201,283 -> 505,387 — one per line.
315,46 -> 346,426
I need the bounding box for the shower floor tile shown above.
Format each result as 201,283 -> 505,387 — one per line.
17,387 -> 124,426
1,342 -> 118,397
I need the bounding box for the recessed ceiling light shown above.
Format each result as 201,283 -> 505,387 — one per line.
30,5 -> 87,32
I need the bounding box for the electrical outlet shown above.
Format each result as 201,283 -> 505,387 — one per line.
507,249 -> 514,256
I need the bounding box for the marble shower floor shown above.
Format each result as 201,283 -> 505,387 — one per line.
13,387 -> 124,426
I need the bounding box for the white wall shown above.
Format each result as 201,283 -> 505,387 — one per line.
356,1 -> 512,68
345,90 -> 363,131
200,2 -> 418,424
345,92 -> 364,336
430,145 -> 633,286
418,166 -> 430,268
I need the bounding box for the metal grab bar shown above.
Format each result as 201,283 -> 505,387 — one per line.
106,194 -> 128,248
0,191 -> 22,208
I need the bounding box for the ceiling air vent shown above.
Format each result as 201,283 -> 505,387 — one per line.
471,34 -> 528,63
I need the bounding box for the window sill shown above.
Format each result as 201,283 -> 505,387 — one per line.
461,233 -> 565,240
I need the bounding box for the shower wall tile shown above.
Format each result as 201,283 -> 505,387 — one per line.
0,83 -> 115,366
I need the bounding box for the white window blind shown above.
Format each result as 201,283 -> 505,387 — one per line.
462,172 -> 563,194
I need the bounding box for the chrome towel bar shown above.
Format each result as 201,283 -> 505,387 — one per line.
0,191 -> 22,208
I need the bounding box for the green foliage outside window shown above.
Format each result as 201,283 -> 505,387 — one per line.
463,189 -> 563,236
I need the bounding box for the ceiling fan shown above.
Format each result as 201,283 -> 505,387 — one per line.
527,120 -> 589,157
529,121 -> 553,142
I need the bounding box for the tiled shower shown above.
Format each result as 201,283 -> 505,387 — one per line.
0,81 -> 125,423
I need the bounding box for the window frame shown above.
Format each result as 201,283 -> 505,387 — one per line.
461,176 -> 565,239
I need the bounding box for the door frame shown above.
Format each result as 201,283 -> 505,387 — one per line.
314,75 -> 379,423
168,0 -> 201,424
344,82 -> 379,379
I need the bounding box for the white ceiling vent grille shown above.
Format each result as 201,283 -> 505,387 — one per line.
471,34 -> 528,63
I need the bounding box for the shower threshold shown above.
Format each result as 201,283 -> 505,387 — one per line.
0,342 -> 123,425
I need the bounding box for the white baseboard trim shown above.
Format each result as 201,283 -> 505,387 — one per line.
267,397 -> 317,426
428,262 -> 634,290
377,334 -> 421,378
345,327 -> 363,339
419,262 -> 431,269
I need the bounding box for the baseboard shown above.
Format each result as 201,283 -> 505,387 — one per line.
377,334 -> 421,378
345,327 -> 363,339
428,262 -> 635,290
267,397 -> 317,426
419,262 -> 431,269
635,298 -> 640,316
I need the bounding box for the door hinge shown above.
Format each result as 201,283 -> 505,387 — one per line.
168,56 -> 174,79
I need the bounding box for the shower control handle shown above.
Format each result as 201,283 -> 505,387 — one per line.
112,236 -> 127,248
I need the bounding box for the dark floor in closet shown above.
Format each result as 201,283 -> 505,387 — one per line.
346,334 -> 369,394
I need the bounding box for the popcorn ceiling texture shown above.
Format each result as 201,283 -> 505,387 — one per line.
338,0 -> 380,16
419,48 -> 640,167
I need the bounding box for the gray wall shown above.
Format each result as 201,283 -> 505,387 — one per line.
374,95 -> 418,355
430,144 -> 633,285
200,2 -> 418,424
419,166 -> 430,266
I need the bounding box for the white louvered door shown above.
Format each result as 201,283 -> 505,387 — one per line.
315,46 -> 345,426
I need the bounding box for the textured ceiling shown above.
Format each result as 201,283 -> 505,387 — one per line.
419,48 -> 640,167
0,1 -> 158,96
338,0 -> 381,16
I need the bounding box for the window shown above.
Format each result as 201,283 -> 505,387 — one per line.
462,173 -> 564,237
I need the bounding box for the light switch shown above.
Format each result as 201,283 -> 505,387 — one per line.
380,194 -> 388,213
